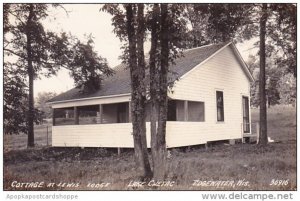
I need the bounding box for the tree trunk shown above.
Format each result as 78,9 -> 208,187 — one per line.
27,4 -> 35,147
259,4 -> 268,145
153,3 -> 169,180
126,4 -> 152,178
136,4 -> 152,178
149,4 -> 160,179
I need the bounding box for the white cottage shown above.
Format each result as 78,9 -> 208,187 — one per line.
48,42 -> 254,148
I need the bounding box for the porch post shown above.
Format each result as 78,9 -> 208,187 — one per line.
128,101 -> 132,122
52,108 -> 56,126
99,104 -> 103,124
184,100 -> 188,121
74,106 -> 79,125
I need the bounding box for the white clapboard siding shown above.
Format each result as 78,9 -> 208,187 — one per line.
168,45 -> 250,142
52,123 -> 151,148
53,123 -> 134,147
52,121 -> 242,148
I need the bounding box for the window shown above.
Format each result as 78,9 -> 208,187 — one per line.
216,91 -> 224,122
242,96 -> 250,133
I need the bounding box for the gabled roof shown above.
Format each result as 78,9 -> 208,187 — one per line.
49,42 -> 253,103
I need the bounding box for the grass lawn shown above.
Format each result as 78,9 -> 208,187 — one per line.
3,105 -> 296,190
4,125 -> 52,152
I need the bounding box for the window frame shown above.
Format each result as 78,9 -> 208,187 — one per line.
242,95 -> 251,133
216,90 -> 225,122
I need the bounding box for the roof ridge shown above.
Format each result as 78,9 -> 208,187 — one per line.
112,42 -> 230,71
184,41 -> 231,52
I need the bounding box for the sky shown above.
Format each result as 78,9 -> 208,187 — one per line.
34,4 -> 258,98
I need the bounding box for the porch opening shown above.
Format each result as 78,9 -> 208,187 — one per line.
53,107 -> 75,126
78,105 -> 99,124
102,102 -> 129,123
53,102 -> 130,126
167,100 -> 205,122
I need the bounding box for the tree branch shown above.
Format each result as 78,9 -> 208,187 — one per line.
4,48 -> 62,67
4,48 -> 26,59
55,4 -> 71,17
7,10 -> 26,26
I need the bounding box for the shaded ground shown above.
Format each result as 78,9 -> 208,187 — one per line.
3,105 -> 296,190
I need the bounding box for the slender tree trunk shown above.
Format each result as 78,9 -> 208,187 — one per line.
126,4 -> 152,178
149,3 -> 160,179
259,4 -> 268,145
153,3 -> 169,180
27,4 -> 35,147
136,4 -> 152,178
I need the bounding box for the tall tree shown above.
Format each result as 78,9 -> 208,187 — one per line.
239,4 -> 296,144
258,4 -> 268,144
4,4 -> 113,147
103,4 -> 152,178
26,4 -> 37,146
103,4 -> 187,179
4,4 -> 64,146
149,3 -> 160,179
148,4 -> 187,179
134,4 -> 152,177
151,3 -> 170,180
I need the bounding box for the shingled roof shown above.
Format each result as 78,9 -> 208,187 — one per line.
49,42 -> 229,103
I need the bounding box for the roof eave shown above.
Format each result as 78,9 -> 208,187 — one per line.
47,93 -> 131,105
230,43 -> 255,82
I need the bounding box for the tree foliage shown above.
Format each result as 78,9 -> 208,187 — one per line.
183,4 -> 253,48
278,73 -> 296,106
4,4 -> 113,144
268,4 -> 296,77
4,63 -> 43,134
4,62 -> 28,134
68,36 -> 114,93
35,92 -> 57,119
